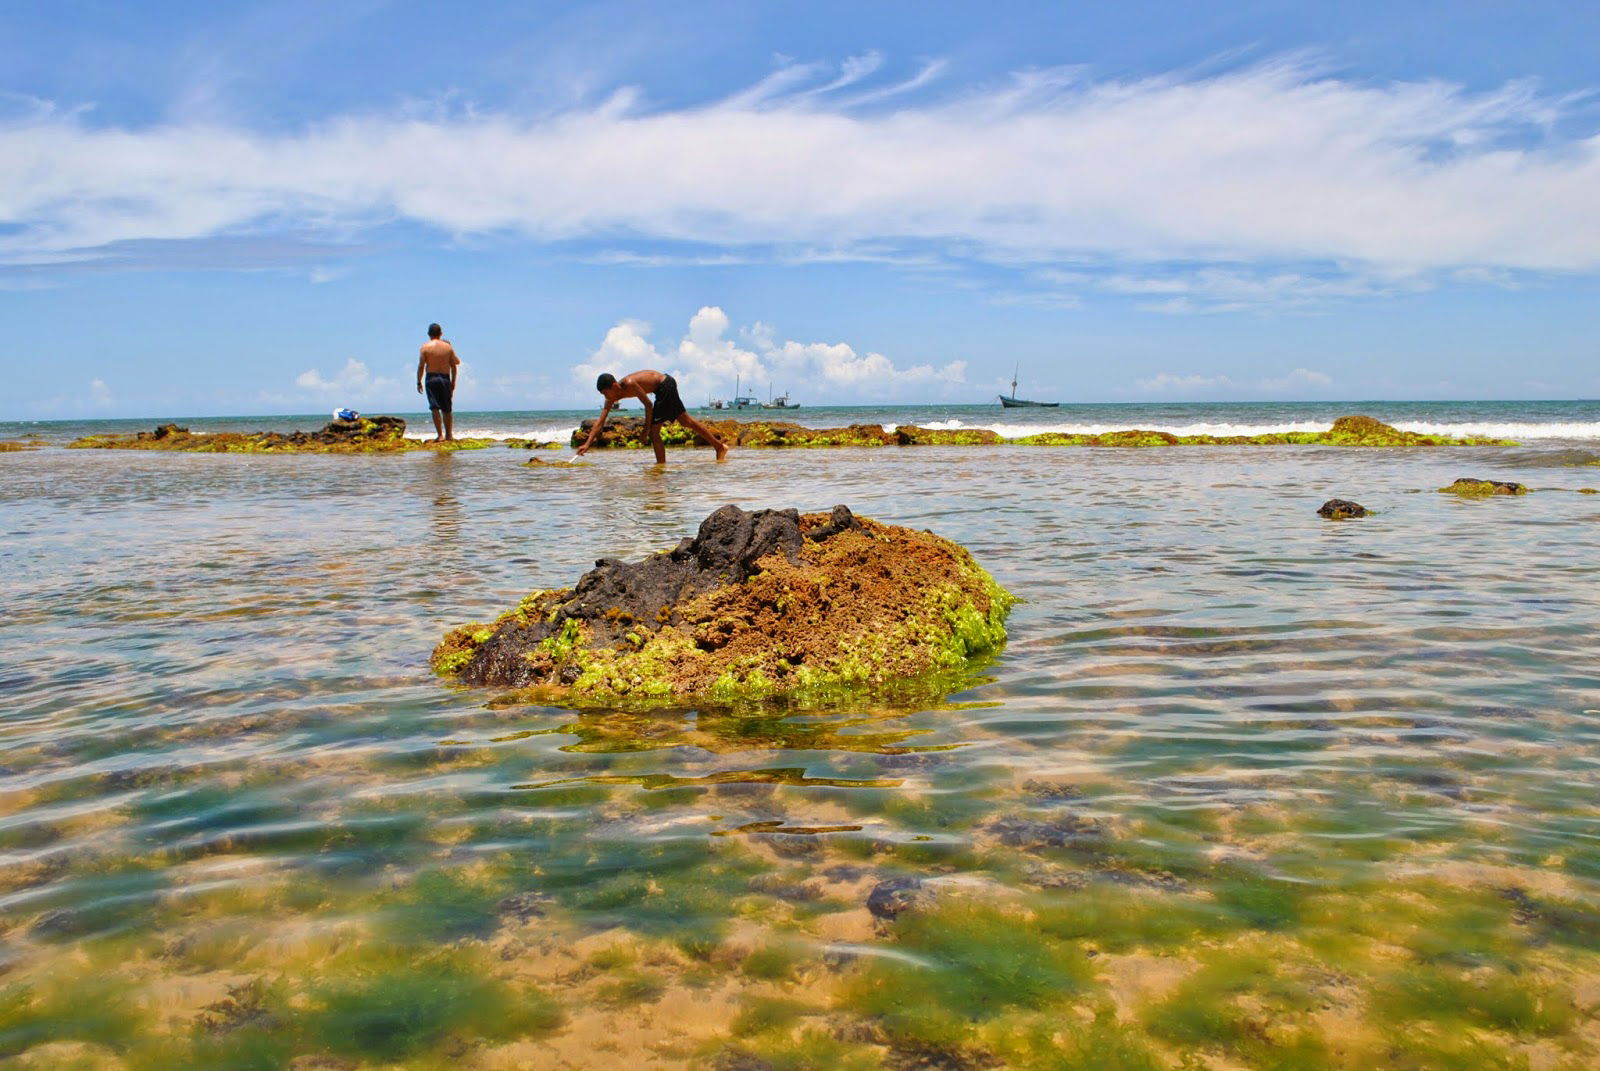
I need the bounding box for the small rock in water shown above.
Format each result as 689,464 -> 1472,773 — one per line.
1437,477 -> 1527,496
867,876 -> 935,920
1317,498 -> 1369,519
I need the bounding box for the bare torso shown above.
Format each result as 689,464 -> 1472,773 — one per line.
618,369 -> 666,398
420,339 -> 459,374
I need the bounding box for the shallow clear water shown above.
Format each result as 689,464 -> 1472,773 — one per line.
2,436 -> 1599,1069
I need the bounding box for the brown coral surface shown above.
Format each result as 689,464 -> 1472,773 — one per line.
434,505 -> 1013,704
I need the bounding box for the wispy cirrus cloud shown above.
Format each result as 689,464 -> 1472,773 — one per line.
4,56 -> 1600,293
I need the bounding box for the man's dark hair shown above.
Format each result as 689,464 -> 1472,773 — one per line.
596,373 -> 617,391
427,323 -> 442,339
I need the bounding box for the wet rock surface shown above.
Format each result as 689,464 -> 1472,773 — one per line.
433,504 -> 1014,704
1317,498 -> 1370,519
1438,477 -> 1529,496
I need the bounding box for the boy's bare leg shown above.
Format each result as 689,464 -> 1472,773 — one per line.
444,412 -> 455,442
676,413 -> 730,461
431,409 -> 444,442
648,424 -> 667,464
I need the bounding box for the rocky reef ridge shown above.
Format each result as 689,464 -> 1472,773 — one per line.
574,413 -> 1516,450
433,504 -> 1014,704
68,417 -> 497,453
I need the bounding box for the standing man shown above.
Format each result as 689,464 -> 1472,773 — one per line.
577,369 -> 730,463
416,323 -> 460,443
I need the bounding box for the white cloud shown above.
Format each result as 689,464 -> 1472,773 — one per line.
1136,367 -> 1333,395
1258,367 -> 1334,392
3,58 -> 1600,284
88,377 -> 113,406
293,357 -> 406,401
573,306 -> 966,400
1136,372 -> 1235,392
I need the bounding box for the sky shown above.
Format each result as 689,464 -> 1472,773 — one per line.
4,0 -> 1600,419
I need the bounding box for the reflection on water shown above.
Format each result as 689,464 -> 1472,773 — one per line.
1,444 -> 1599,1068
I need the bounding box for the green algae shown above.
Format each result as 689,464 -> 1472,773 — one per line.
304,957 -> 560,1061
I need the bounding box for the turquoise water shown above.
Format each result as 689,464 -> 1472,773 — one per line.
2,411 -> 1600,1068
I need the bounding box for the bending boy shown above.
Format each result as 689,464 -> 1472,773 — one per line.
577,370 -> 730,463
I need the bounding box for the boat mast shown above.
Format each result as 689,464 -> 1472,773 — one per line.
1011,363 -> 1019,398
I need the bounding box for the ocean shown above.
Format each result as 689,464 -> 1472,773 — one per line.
2,399 -> 1598,1068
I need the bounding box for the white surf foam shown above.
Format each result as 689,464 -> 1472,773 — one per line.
898,418 -> 1600,441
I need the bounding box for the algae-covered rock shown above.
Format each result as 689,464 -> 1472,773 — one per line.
1437,478 -> 1528,496
893,426 -> 1004,446
69,417 -> 494,453
0,441 -> 41,452
1317,499 -> 1369,519
433,504 -> 1014,704
572,417 -> 895,450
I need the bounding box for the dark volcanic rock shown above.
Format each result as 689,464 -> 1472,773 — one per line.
1317,498 -> 1369,519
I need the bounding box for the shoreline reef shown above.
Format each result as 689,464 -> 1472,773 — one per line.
66,417 -> 501,453
433,504 -> 1014,705
557,412 -> 1517,449
63,413 -> 1516,454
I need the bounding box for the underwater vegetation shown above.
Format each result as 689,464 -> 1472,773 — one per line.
433,504 -> 1014,704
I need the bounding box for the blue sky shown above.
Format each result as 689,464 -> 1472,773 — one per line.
4,0 -> 1599,418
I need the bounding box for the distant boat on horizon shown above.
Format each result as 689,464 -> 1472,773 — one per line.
706,374 -> 762,410
998,365 -> 1058,408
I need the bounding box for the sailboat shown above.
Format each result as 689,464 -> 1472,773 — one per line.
998,364 -> 1058,408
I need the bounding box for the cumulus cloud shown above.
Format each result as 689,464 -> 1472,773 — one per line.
3,57 -> 1600,287
573,306 -> 965,400
88,377 -> 113,406
292,358 -> 411,403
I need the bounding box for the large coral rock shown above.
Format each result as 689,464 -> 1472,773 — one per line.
433,505 -> 1014,703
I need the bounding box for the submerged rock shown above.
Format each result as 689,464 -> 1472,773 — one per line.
433,504 -> 1014,704
866,877 -> 935,920
1437,477 -> 1528,496
68,417 -> 494,453
1317,498 -> 1370,519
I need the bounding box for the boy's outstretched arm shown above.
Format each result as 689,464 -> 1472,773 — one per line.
576,401 -> 613,455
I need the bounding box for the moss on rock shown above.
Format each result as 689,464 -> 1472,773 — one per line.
433,505 -> 1014,704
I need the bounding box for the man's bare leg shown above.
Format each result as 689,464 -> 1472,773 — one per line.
648,425 -> 667,464
431,409 -> 444,442
444,412 -> 455,442
676,413 -> 730,461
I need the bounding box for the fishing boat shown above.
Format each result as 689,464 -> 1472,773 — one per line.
707,375 -> 762,410
998,365 -> 1058,408
761,389 -> 799,410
